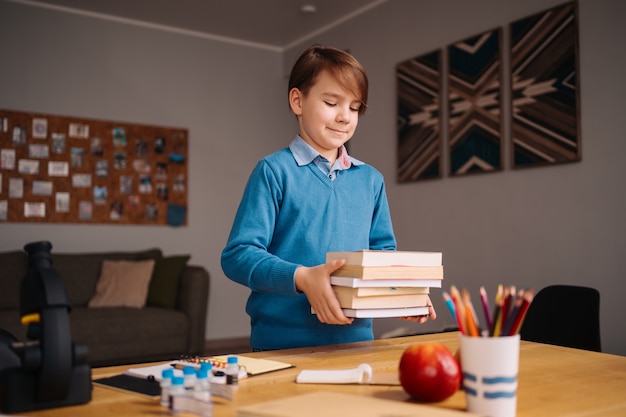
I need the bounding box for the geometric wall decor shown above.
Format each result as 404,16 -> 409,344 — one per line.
510,1 -> 581,168
0,109 -> 188,226
396,49 -> 442,182
448,28 -> 504,177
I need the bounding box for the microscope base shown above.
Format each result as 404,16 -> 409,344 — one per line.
0,363 -> 91,413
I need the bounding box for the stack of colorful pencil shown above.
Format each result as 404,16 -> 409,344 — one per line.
442,285 -> 534,337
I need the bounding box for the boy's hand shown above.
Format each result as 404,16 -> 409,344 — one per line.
295,259 -> 354,325
400,296 -> 437,323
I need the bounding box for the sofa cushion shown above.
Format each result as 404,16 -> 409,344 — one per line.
146,255 -> 191,309
52,248 -> 162,306
0,251 -> 28,310
88,260 -> 155,308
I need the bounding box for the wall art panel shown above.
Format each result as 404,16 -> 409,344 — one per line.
510,1 -> 580,168
448,28 -> 503,176
396,49 -> 442,182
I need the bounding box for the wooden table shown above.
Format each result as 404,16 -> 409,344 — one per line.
24,331 -> 626,416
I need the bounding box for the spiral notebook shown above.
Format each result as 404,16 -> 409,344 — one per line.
174,355 -> 293,376
95,355 -> 293,397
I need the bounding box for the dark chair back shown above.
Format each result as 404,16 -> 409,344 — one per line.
520,285 -> 601,352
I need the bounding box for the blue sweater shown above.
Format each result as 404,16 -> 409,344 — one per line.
221,145 -> 396,350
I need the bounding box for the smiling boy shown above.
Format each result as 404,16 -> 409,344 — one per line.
221,45 -> 435,351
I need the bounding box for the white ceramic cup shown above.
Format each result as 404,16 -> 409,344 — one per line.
460,334 -> 520,417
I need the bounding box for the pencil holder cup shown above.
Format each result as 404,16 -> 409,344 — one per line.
459,334 -> 520,417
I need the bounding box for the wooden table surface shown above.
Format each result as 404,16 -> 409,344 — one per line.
24,331 -> 626,417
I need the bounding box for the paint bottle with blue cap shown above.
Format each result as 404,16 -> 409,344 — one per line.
225,356 -> 239,386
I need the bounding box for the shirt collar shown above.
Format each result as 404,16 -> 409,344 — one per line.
289,135 -> 364,168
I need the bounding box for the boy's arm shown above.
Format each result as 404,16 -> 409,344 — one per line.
221,161 -> 299,295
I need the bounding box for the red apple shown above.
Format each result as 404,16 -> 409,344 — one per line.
398,343 -> 461,402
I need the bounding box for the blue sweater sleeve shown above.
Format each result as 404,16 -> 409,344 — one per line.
221,159 -> 300,295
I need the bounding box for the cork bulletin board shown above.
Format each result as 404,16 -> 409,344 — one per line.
0,109 -> 188,226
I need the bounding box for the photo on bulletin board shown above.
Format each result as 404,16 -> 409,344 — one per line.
447,27 -> 504,177
0,109 -> 188,226
396,49 -> 443,183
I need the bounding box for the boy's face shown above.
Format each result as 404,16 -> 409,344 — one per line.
289,70 -> 361,163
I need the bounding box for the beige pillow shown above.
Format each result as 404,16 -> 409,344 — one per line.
88,259 -> 155,308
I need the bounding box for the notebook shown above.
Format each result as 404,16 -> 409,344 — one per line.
237,391 -> 479,417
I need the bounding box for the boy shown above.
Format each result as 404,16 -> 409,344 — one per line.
221,45 -> 435,350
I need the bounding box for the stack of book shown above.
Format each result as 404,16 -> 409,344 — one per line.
325,250 -> 443,318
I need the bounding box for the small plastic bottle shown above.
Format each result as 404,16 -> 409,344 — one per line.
168,376 -> 186,412
182,365 -> 197,391
200,362 -> 213,382
160,368 -> 174,406
225,355 -> 239,387
194,369 -> 211,402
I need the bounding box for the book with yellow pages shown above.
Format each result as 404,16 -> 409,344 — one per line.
326,250 -> 442,266
330,276 -> 442,288
313,306 -> 429,318
333,289 -> 429,310
342,306 -> 429,318
332,265 -> 443,280
332,285 -> 429,298
237,391 -> 478,417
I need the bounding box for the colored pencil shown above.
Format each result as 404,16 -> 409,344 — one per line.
498,286 -> 513,336
450,286 -> 466,335
508,289 -> 535,336
447,284 -> 534,337
462,289 -> 480,337
490,284 -> 504,337
442,291 -> 460,330
502,290 -> 523,336
479,286 -> 492,331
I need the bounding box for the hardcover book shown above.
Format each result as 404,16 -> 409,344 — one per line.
332,285 -> 429,298
330,276 -> 442,289
326,250 -> 442,266
332,265 -> 444,280
340,306 -> 429,318
333,289 -> 429,310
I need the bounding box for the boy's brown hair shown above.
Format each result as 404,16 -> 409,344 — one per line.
288,45 -> 368,115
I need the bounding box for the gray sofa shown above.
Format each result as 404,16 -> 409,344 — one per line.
0,247 -> 209,367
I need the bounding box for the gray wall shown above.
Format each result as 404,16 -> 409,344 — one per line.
1,0 -> 624,355
0,0 -> 293,341
285,0 -> 626,354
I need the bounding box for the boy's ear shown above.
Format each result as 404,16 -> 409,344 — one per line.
289,88 -> 303,116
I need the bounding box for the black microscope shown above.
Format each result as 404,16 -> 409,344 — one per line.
0,241 -> 91,413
